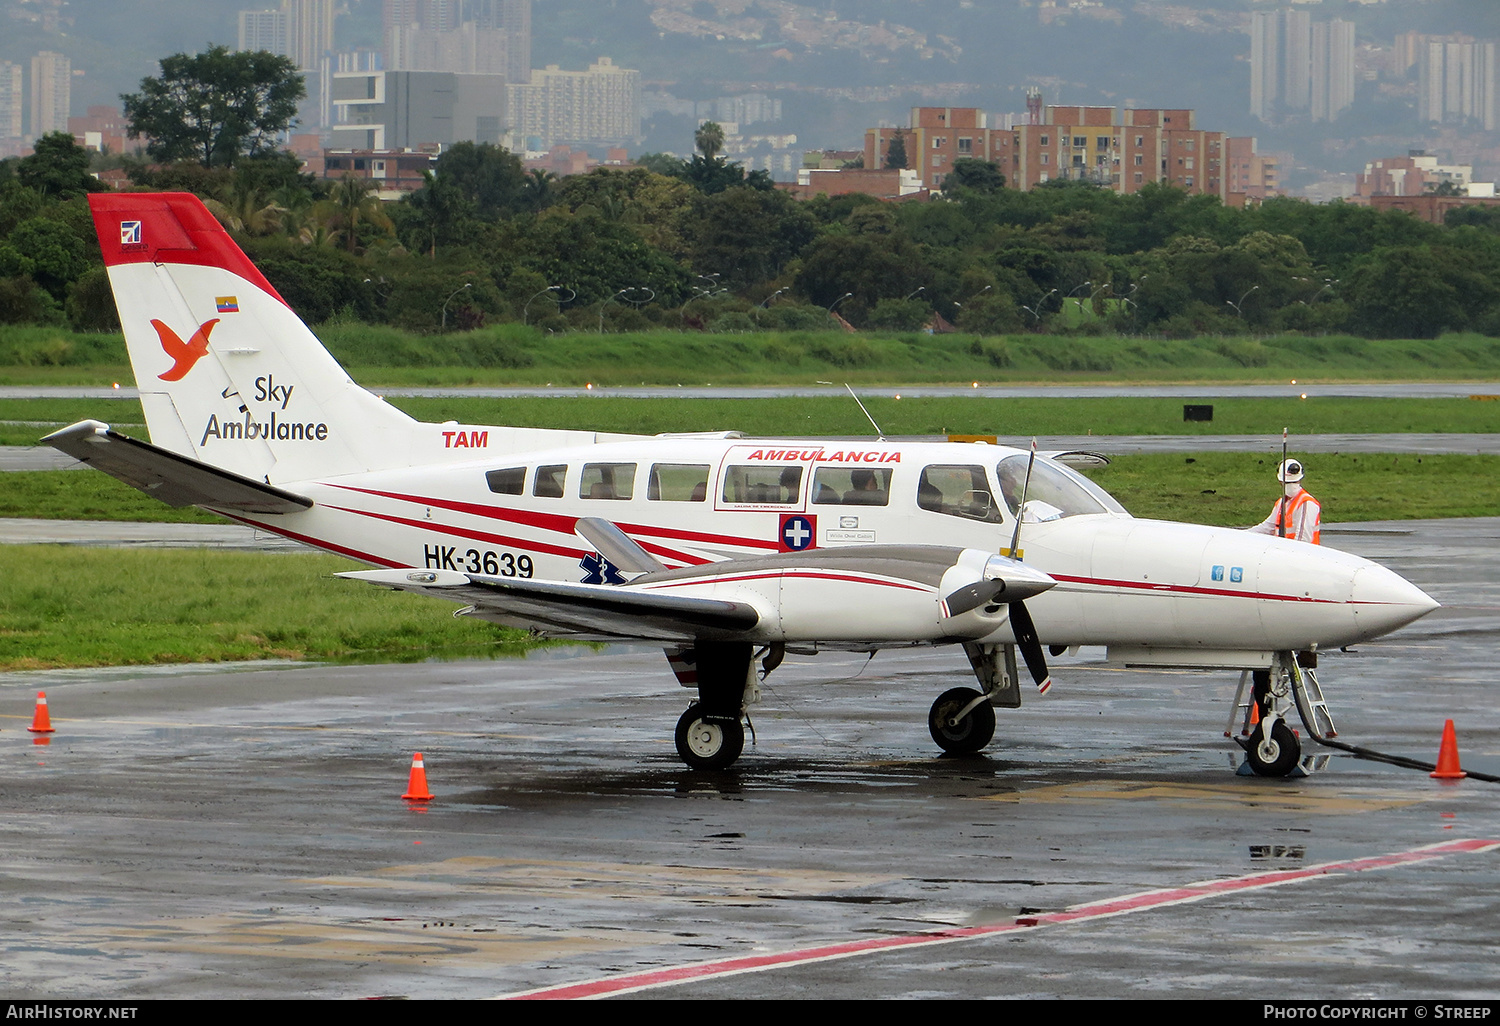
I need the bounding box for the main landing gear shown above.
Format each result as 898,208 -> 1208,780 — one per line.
927,642 -> 1024,756
1229,650 -> 1339,777
668,641 -> 772,771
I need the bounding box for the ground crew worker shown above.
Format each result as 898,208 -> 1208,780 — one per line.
1248,458 -> 1321,544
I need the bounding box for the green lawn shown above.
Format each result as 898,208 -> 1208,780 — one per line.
5,394 -> 1500,447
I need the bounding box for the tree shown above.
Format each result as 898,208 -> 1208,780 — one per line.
943,158 -> 1006,195
16,133 -> 106,199
884,129 -> 908,171
695,121 -> 726,161
429,141 -> 527,221
122,46 -> 305,168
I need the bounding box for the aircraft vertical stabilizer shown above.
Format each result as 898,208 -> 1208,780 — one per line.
89,192 -> 418,483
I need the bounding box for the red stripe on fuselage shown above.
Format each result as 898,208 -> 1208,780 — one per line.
643,570 -> 933,595
326,484 -> 777,554
1050,573 -> 1390,607
321,504 -> 589,561
215,511 -> 405,567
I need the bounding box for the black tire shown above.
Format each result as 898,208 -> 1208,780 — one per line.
675,703 -> 745,770
1246,720 -> 1301,777
928,687 -> 997,755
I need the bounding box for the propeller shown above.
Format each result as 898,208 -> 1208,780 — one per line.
1006,440 -> 1053,695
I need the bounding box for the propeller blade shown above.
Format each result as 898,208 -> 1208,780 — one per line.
1008,600 -> 1053,695
943,579 -> 1006,617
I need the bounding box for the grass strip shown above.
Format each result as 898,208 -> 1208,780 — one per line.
5,395 -> 1500,448
8,324 -> 1500,386
0,548 -> 530,671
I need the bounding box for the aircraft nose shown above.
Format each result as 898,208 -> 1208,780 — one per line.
1350,563 -> 1440,637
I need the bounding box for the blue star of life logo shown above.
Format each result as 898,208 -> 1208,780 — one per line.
580,551 -> 626,585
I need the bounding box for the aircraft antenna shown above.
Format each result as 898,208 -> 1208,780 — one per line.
1278,427 -> 1289,538
845,384 -> 885,440
1008,437 -> 1038,558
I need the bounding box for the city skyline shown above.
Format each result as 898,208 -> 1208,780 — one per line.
2,1 -> 1500,193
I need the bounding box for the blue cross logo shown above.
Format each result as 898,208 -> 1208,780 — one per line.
781,515 -> 815,552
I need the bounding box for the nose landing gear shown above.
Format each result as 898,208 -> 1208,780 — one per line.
1229,651 -> 1335,777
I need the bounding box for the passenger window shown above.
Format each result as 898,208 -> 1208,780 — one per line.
534,464 -> 566,499
917,465 -> 999,521
721,465 -> 802,505
649,464 -> 710,502
485,467 -> 525,495
811,467 -> 891,506
580,463 -> 636,500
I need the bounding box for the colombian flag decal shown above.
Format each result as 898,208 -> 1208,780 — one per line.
215,296 -> 240,314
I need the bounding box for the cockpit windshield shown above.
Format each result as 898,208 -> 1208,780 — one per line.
996,454 -> 1128,522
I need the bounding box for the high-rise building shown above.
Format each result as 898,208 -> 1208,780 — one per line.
285,0 -> 336,71
238,9 -> 290,55
508,58 -> 640,150
330,69 -> 507,149
384,0 -> 530,83
1310,18 -> 1356,122
0,62 -> 23,141
1417,35 -> 1497,131
1250,9 -> 1355,123
29,50 -> 71,138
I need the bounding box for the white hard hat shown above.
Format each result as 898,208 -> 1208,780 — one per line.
1277,458 -> 1305,484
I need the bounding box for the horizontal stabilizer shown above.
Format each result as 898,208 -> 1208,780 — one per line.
43,420 -> 313,514
340,568 -> 761,642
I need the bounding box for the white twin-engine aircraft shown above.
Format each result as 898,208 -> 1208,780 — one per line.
48,193 -> 1439,775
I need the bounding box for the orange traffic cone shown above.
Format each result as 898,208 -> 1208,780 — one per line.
1431,720 -> 1467,780
28,691 -> 55,734
402,752 -> 434,801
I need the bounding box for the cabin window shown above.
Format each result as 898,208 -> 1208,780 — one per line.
534,464 -> 566,498
648,464 -> 710,502
721,465 -> 802,505
485,467 -> 525,495
995,455 -> 1119,521
811,467 -> 891,506
580,463 -> 636,500
917,465 -> 999,522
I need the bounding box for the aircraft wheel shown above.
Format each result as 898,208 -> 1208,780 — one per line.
675,704 -> 744,770
1246,720 -> 1301,777
928,687 -> 996,755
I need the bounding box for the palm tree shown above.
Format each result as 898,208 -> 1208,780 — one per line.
322,174 -> 390,253
521,168 -> 557,212
695,121 -> 726,162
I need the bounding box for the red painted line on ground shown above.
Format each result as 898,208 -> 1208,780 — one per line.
501,838 -> 1499,1000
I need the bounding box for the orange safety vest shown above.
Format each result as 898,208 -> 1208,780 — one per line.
1276,489 -> 1321,544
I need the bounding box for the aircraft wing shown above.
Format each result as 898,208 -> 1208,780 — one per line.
342,543 -> 1057,647
43,420 -> 313,514
340,568 -> 763,643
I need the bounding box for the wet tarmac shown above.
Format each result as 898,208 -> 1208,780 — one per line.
1,519 -> 1497,999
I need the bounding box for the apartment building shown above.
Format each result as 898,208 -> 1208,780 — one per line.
508,58 -> 641,150
864,105 -> 1251,202
29,50 -> 71,138
862,107 -> 1013,192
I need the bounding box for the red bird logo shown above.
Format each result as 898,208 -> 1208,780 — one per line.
151,318 -> 219,381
